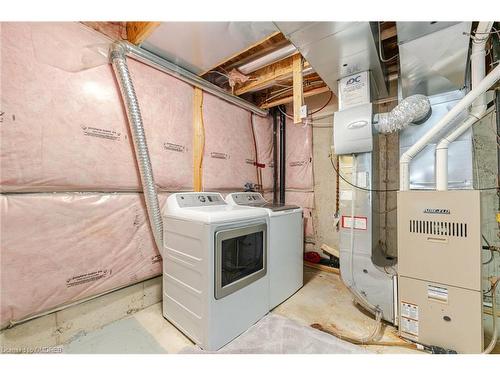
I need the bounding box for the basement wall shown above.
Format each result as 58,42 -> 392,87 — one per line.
306,93 -> 339,253
0,22 -> 314,328
473,110 -> 500,328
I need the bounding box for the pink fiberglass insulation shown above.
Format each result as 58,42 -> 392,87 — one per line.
0,193 -> 166,328
286,191 -> 315,239
202,92 -> 259,191
251,114 -> 274,192
0,22 -> 193,192
285,121 -> 313,191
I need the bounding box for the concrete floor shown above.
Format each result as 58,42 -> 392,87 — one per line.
60,267 -> 422,354
3,267 -> 497,354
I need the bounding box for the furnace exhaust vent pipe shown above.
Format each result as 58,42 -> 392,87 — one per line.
110,42 -> 163,251
435,22 -> 494,191
400,63 -> 500,191
374,94 -> 431,134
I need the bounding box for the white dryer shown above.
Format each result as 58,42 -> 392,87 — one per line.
162,192 -> 270,350
225,192 -> 304,309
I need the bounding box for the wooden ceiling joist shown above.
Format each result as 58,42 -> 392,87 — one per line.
200,31 -> 284,77
234,54 -> 310,96
126,22 -> 160,45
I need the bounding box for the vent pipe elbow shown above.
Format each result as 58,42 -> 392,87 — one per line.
374,94 -> 431,134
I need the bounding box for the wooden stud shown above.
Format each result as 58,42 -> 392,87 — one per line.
320,243 -> 340,259
126,22 -> 160,45
260,86 -> 331,109
380,24 -> 397,41
292,54 -> 304,124
234,54 -> 310,96
193,87 -> 204,192
304,261 -> 340,275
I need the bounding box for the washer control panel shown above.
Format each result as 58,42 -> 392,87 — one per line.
230,192 -> 266,205
176,193 -> 226,208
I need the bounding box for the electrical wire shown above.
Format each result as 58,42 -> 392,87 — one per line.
482,248 -> 495,265
207,70 -> 231,80
378,22 -> 398,63
329,154 -> 398,193
309,91 -> 334,115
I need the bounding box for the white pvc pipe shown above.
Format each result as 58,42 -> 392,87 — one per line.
400,63 -> 500,191
435,22 -> 493,191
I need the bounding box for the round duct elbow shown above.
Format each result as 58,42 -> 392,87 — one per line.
374,94 -> 431,134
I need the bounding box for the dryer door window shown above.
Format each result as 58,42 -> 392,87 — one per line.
215,223 -> 267,299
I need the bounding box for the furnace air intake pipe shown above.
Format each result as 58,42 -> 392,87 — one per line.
400,63 -> 500,191
110,42 -> 163,251
435,22 -> 494,191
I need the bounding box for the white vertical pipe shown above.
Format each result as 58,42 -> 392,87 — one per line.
435,22 -> 493,191
400,63 -> 500,191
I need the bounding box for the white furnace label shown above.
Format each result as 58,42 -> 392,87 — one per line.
400,302 -> 419,320
401,317 -> 419,337
427,285 -> 449,303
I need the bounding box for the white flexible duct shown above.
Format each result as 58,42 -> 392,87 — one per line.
374,94 -> 431,134
110,43 -> 163,251
400,63 -> 500,191
435,22 -> 493,191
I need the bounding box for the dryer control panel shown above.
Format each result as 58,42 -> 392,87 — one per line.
230,192 -> 266,205
176,193 -> 226,208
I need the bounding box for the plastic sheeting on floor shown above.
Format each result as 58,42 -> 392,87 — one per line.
179,313 -> 367,354
0,193 -> 165,328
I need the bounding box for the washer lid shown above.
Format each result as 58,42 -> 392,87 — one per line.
164,192 -> 268,223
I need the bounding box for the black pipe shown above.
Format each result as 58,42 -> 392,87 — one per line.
272,108 -> 279,204
279,105 -> 286,204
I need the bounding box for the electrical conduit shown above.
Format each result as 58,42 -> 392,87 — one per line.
110,42 -> 163,252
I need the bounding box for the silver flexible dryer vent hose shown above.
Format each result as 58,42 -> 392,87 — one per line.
374,94 -> 431,134
110,43 -> 163,252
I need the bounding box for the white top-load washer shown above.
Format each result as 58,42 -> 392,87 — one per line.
225,192 -> 304,309
163,192 -> 270,350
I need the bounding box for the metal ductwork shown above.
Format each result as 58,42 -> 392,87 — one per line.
397,22 -> 472,98
274,22 -> 389,100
